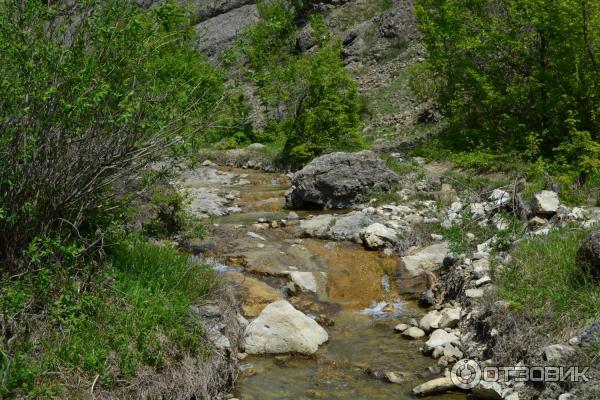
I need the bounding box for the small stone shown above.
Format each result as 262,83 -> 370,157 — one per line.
467,232 -> 476,241
472,258 -> 491,279
472,380 -> 503,400
385,371 -> 414,384
394,323 -> 409,332
465,288 -> 484,298
287,211 -> 300,220
412,377 -> 456,396
558,394 -> 574,400
528,216 -> 548,229
489,189 -> 511,207
402,327 -> 426,339
543,344 -> 577,363
568,337 -> 580,346
438,307 -> 461,329
257,217 -> 267,223
247,232 -> 266,241
419,310 -> 442,333
423,329 -> 459,354
431,234 -> 444,241
475,275 -> 492,287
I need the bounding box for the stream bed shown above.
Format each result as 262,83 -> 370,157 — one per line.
184,166 -> 467,400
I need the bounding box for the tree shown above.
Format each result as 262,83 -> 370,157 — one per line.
416,0 -> 600,164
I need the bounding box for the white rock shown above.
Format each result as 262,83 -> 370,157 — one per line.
244,301 -> 328,355
442,343 -> 463,360
465,288 -> 485,298
472,258 -> 491,279
438,307 -> 461,329
360,223 -> 398,249
471,203 -> 487,218
394,323 -> 409,332
569,207 -> 586,220
475,275 -> 492,287
431,233 -> 444,241
412,377 -> 456,396
423,329 -> 459,354
402,326 -> 426,339
558,394 -> 574,400
419,310 -> 442,332
247,232 -> 266,241
489,189 -> 511,207
451,201 -> 463,213
288,271 -> 320,293
533,191 -> 560,214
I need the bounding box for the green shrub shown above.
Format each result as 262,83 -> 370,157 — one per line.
0,0 -> 230,269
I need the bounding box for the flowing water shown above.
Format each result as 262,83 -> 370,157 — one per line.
194,166 -> 466,400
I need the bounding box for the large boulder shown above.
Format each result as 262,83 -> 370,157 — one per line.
244,300 -> 328,354
285,151 -> 400,209
577,229 -> 600,281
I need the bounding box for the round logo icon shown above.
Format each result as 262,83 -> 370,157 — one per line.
451,359 -> 482,389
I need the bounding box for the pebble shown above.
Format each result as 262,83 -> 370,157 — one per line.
465,288 -> 484,298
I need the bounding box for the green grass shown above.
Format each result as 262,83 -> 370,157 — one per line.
0,236 -> 217,398
496,226 -> 600,332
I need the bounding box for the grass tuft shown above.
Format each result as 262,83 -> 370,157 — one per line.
496,226 -> 600,332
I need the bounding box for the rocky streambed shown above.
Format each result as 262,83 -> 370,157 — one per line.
173,150 -> 600,400
174,160 -> 468,400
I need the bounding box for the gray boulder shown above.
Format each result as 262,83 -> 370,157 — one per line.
578,229 -> 600,281
194,4 -> 259,56
285,151 -> 400,209
300,211 -> 381,242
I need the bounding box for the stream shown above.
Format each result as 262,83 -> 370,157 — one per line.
179,165 -> 467,400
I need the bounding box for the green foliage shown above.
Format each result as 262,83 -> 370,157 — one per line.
243,2 -> 364,165
415,0 -> 600,166
0,0 -> 234,268
0,236 -> 217,397
497,226 -> 600,331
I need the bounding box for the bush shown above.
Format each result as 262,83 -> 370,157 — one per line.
0,0 -> 229,269
244,3 -> 364,165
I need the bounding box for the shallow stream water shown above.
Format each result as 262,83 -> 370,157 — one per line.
198,167 -> 466,400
